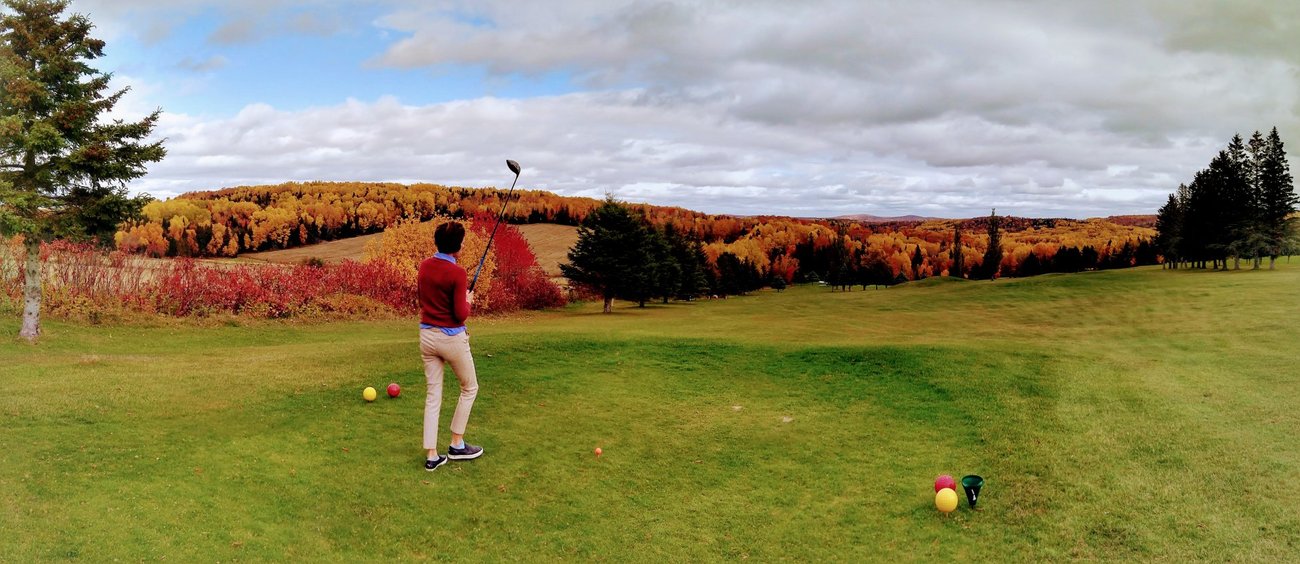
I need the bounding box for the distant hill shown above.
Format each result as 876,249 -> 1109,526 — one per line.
1103,215 -> 1158,228
833,214 -> 941,223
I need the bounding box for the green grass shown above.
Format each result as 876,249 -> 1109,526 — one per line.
2,264 -> 1299,561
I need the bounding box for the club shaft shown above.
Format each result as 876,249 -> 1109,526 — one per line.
470,174 -> 519,291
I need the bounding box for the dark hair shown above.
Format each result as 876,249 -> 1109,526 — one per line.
434,222 -> 465,254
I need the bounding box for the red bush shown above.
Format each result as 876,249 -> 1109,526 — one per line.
470,216 -> 566,313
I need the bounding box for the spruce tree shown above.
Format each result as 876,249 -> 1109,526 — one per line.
560,196 -> 655,313
1259,127 -> 1297,269
1224,135 -> 1254,269
951,223 -> 964,278
1247,131 -> 1268,268
981,208 -> 1003,279
663,224 -> 710,300
647,227 -> 678,305
1,0 -> 165,342
1155,192 -> 1183,269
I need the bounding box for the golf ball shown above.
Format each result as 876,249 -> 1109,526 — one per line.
362,387 -> 377,402
935,488 -> 958,513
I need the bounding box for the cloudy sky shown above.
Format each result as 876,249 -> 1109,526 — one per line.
66,0 -> 1300,218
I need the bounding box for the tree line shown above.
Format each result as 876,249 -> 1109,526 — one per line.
1156,128 -> 1299,270
815,209 -> 1158,290
560,200 -> 1163,312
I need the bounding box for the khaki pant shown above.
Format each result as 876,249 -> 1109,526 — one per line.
420,329 -> 478,450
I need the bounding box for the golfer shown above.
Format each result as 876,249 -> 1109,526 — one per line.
418,221 -> 484,471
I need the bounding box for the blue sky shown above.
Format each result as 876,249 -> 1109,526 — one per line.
98,4 -> 581,115
63,0 -> 1300,218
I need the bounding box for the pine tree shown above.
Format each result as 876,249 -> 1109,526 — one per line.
663,224 -> 710,300
1247,130 -> 1268,268
1259,127 -> 1297,269
980,209 -> 1003,279
1155,192 -> 1183,269
1224,134 -> 1254,269
1187,158 -> 1234,269
647,227 -> 679,305
560,196 -> 655,313
951,223 -> 964,278
0,0 -> 165,342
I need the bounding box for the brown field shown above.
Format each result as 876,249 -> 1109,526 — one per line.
238,223 -> 579,277
239,232 -> 382,265
514,223 -> 579,277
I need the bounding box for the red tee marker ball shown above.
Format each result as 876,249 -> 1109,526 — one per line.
935,474 -> 957,492
594,447 -> 603,456
386,383 -> 401,398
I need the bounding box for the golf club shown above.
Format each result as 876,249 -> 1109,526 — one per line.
469,159 -> 522,291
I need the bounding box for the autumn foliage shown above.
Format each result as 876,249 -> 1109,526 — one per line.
113,181 -> 1159,286
6,213 -> 564,321
363,215 -> 563,313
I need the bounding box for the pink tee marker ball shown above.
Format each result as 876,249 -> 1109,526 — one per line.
594,447 -> 603,456
935,475 -> 957,492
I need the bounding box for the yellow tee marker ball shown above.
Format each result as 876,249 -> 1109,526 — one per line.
936,488 -> 959,513
362,387 -> 377,402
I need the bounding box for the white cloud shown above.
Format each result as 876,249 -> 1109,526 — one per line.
126,90 -> 1223,218
70,0 -> 1300,217
174,55 -> 229,72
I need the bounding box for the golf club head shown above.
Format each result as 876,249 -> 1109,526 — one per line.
506,159 -> 521,176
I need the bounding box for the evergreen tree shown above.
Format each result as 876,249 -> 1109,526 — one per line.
911,244 -> 924,280
715,252 -> 762,296
1018,251 -> 1042,277
1155,192 -> 1183,268
1080,245 -> 1099,270
1223,135 -> 1255,269
951,223 -> 964,278
1259,127 -> 1297,269
560,196 -> 655,313
0,0 -> 165,342
664,224 -> 710,300
647,227 -> 679,305
1247,130 -> 1268,268
869,258 -> 893,289
980,208 -> 1003,279
1182,166 -> 1223,268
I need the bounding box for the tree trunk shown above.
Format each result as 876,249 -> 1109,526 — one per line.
1233,256 -> 1240,270
603,296 -> 612,314
19,237 -> 41,343
1270,255 -> 1277,270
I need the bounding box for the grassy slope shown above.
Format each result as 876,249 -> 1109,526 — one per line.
1,264 -> 1298,561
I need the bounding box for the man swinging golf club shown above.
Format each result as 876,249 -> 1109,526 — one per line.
419,159 -> 521,471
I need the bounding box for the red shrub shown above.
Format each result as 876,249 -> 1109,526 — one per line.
4,223 -> 560,321
470,216 -> 566,313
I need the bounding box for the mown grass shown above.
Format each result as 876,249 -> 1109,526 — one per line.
2,263 -> 1298,561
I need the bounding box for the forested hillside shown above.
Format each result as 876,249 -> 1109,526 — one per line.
114,182 -> 1157,282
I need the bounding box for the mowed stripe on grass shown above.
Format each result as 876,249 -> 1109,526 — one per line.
1,263 -> 1297,560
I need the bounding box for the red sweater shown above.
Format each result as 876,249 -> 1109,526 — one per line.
417,256 -> 472,328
